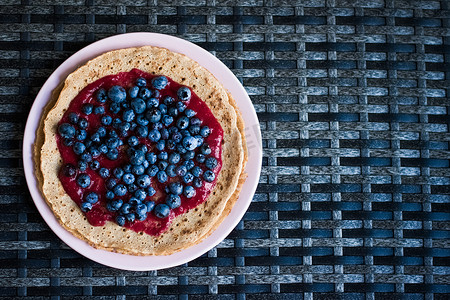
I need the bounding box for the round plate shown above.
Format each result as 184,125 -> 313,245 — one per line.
23,33 -> 262,271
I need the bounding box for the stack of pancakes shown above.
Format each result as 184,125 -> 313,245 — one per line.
34,46 -> 247,255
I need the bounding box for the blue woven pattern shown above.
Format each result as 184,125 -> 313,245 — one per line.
1,0 -> 449,298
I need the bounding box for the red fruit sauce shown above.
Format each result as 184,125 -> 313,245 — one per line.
56,69 -> 223,236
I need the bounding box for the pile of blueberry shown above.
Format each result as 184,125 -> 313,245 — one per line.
58,75 -> 219,225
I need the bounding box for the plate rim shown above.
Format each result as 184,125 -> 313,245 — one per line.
23,32 -> 262,271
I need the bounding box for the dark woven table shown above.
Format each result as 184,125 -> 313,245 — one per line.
1,0 -> 449,298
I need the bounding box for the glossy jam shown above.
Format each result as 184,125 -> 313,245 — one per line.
56,69 -> 223,236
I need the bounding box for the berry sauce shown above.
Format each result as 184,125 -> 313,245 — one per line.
56,69 -> 223,236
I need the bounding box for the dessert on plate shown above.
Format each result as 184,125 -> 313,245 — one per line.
34,46 -> 247,255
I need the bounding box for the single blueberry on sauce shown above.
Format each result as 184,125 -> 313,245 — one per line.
56,69 -> 223,236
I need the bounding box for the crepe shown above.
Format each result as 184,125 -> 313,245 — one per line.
35,46 -> 247,255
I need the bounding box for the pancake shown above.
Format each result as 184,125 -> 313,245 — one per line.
36,46 -> 246,255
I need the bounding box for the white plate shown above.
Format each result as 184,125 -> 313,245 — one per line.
23,33 -> 262,271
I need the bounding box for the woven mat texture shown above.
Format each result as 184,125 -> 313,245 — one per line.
1,0 -> 449,298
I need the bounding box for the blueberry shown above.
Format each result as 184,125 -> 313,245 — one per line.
101,115 -> 112,125
96,88 -> 108,103
176,102 -> 186,112
143,152 -> 155,164
126,136 -> 137,147
137,144 -> 148,153
106,190 -> 115,200
76,129 -> 87,141
106,137 -> 119,149
123,173 -> 135,185
168,107 -> 179,117
116,215 -> 126,226
122,108 -> 135,122
135,125 -> 148,138
176,165 -> 187,177
78,161 -> 87,171
106,148 -> 119,160
130,98 -> 146,114
193,177 -> 203,188
138,87 -> 152,99
205,157 -> 218,170
93,106 -> 105,115
154,204 -> 170,218
146,108 -> 162,123
129,197 -> 141,206
124,213 -> 134,223
191,117 -> 201,126
73,142 -> 86,155
152,76 -> 168,90
158,104 -> 167,115
146,165 -> 159,177
184,150 -> 195,160
62,164 -> 77,177
80,152 -> 92,162
134,189 -> 147,201
177,144 -> 187,154
183,172 -> 194,184
136,175 -> 151,188
185,109 -> 196,118
99,168 -> 109,178
84,192 -> 99,204
136,114 -> 149,126
156,140 -> 165,151
137,213 -> 147,221
136,77 -> 147,87
127,183 -> 138,193
152,122 -> 163,130
184,186 -> 196,198
99,144 -> 108,154
182,136 -> 198,151
128,149 -> 145,165
166,194 -> 181,209
181,129 -> 191,137
145,201 -> 155,212
109,199 -> 123,211
90,132 -> 100,143
119,203 -> 131,215
157,170 -> 167,183
132,164 -> 145,175
156,127 -> 167,139
108,85 -> 127,103
166,164 -> 177,177
157,160 -> 168,171
109,102 -> 121,114
117,122 -> 130,134
169,182 -> 183,195
113,184 -> 127,197
128,86 -> 139,98
80,202 -> 92,212
82,103 -> 93,115
189,125 -> 200,135
201,144 -> 212,155
147,186 -> 156,196
108,129 -> 118,138
106,178 -> 118,189
203,170 -> 215,182
167,140 -> 176,150
58,123 -> 76,139
90,160 -> 100,170
177,116 -> 189,130
136,203 -> 148,216
148,129 -> 161,142
97,127 -> 107,137
163,96 -> 175,106
184,159 -> 195,170
191,166 -> 203,177
177,86 -> 191,101
158,151 -> 168,161
146,97 -> 159,108
64,138 -> 74,146
172,131 -> 183,143
196,153 -> 206,163
68,112 -> 79,124
77,174 -> 91,188
168,153 -> 180,164
196,134 -> 205,146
